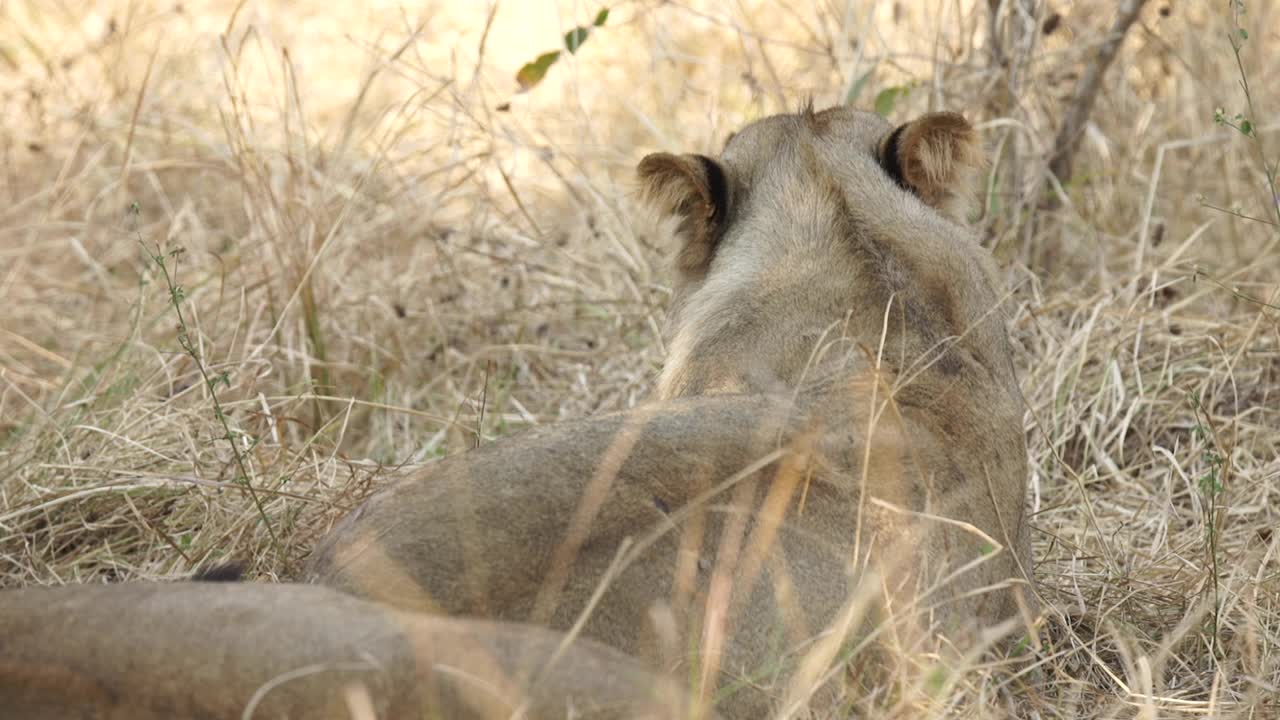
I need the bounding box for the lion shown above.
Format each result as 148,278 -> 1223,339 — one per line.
0,580 -> 707,719
304,104 -> 1037,717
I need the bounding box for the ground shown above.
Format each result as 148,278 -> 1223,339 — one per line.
1,1 -> 1277,717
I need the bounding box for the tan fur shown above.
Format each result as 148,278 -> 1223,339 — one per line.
636,153 -> 726,274
305,105 -> 1036,718
883,111 -> 983,222
0,582 -> 706,719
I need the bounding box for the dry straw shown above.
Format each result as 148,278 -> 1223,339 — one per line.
1,0 -> 1277,717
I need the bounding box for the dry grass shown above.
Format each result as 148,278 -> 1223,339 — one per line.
1,0 -> 1278,717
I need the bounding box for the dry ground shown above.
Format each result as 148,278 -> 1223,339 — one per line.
1,1 -> 1278,717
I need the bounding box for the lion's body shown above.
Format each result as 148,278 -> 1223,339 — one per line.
305,106 -> 1036,717
0,581 -> 698,719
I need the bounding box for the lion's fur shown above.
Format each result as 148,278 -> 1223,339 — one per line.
304,105 -> 1035,717
0,582 -> 702,719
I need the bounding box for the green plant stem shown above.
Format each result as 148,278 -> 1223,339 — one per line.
1228,10 -> 1280,229
132,211 -> 277,544
1189,393 -> 1226,661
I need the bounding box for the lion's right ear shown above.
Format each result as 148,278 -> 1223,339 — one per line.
637,152 -> 730,276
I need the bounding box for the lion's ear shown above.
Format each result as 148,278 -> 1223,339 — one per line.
878,112 -> 982,222
637,152 -> 730,276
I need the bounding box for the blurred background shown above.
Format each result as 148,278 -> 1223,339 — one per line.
1,1 -> 1277,716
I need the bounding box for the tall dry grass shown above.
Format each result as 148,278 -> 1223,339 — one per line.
0,0 -> 1277,717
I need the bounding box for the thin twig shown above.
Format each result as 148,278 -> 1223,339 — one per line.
1225,1 -> 1280,229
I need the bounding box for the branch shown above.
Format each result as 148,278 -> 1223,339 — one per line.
1048,0 -> 1150,185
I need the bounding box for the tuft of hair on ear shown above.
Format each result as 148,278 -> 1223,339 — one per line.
880,111 -> 984,223
191,562 -> 245,583
636,152 -> 729,276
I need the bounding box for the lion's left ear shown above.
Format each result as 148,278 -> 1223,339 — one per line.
637,152 -> 731,277
878,112 -> 982,222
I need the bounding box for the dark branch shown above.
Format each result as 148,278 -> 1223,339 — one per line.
1048,0 -> 1151,185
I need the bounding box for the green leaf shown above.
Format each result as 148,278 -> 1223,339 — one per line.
1239,28 -> 1249,40
564,26 -> 589,53
516,50 -> 561,91
926,667 -> 948,693
515,9 -> 607,91
1012,635 -> 1031,655
873,86 -> 907,117
844,65 -> 876,106
1240,119 -> 1254,136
